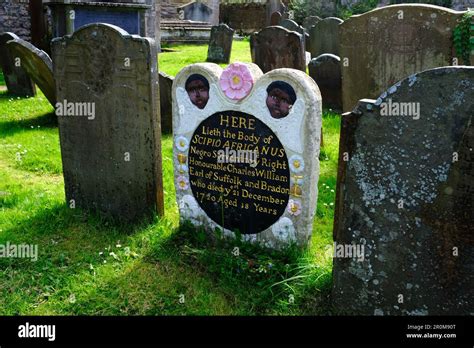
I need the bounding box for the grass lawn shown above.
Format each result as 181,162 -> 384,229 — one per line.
0,41 -> 340,315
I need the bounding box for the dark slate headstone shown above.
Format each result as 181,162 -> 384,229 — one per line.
74,8 -> 141,34
52,23 -> 164,220
270,11 -> 282,26
308,54 -> 341,111
44,0 -> 157,47
6,38 -> 55,105
250,26 -> 305,73
340,4 -> 464,112
302,15 -> 321,31
308,17 -> 343,58
333,66 -> 474,315
0,32 -> 36,97
159,71 -> 174,134
206,23 -> 234,64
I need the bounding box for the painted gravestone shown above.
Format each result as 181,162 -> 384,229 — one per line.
333,66 -> 474,315
250,27 -> 306,73
6,37 -> 55,105
340,4 -> 464,112
308,17 -> 343,58
172,62 -> 322,249
308,54 -> 342,111
207,24 -> 235,64
0,32 -> 35,97
52,23 -> 164,220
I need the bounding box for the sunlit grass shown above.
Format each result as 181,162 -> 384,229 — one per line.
0,41 -> 340,315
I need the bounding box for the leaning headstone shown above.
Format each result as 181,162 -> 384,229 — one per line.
0,32 -> 36,97
302,15 -> 322,31
159,71 -> 174,134
52,23 -> 164,220
308,17 -> 343,58
207,24 -> 235,64
333,66 -> 474,315
6,38 -> 55,105
250,27 -> 306,73
172,62 -> 322,249
270,11 -> 282,26
340,4 -> 464,112
308,54 -> 342,111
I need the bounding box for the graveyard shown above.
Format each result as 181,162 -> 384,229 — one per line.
0,41 -> 341,315
0,0 -> 472,321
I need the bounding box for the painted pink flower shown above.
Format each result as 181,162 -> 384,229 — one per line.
219,62 -> 253,100
176,175 -> 189,190
287,199 -> 302,216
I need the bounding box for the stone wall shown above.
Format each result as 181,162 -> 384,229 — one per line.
0,0 -> 31,41
220,2 -> 267,34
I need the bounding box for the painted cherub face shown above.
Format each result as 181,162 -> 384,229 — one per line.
186,76 -> 209,109
266,82 -> 296,119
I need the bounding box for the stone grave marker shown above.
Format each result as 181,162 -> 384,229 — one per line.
6,37 -> 55,105
340,4 -> 464,112
206,24 -> 235,64
279,19 -> 308,50
303,15 -> 322,31
0,32 -> 36,97
52,23 -> 164,220
270,11 -> 282,26
250,27 -> 306,73
172,62 -> 322,249
266,0 -> 285,26
308,17 -> 343,58
333,66 -> 474,315
160,71 -> 174,134
308,54 -> 342,111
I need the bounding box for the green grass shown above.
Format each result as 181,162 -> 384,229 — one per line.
0,72 -> 5,86
159,40 -> 252,77
0,41 -> 340,315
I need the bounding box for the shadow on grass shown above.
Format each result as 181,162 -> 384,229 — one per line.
0,202 -> 333,315
0,112 -> 57,135
142,221 -> 334,315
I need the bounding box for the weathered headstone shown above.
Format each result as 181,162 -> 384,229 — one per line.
308,17 -> 343,58
178,0 -> 214,23
52,23 -> 164,220
173,62 -> 322,249
250,27 -> 306,73
206,23 -> 234,64
266,0 -> 286,26
340,4 -> 464,112
279,19 -> 308,49
0,32 -> 36,97
160,71 -> 174,134
308,54 -> 342,111
333,66 -> 474,315
6,37 -> 55,105
302,15 -> 322,31
270,11 -> 282,26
